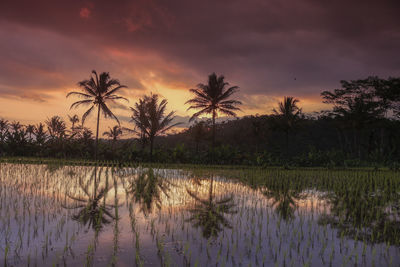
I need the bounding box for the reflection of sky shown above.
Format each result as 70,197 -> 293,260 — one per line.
1,164 -> 399,267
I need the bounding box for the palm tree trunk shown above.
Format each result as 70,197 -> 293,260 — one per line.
150,137 -> 154,162
336,128 -> 344,152
380,127 -> 385,156
140,131 -> 147,153
95,104 -> 101,161
112,139 -> 115,158
212,110 -> 216,148
285,130 -> 289,157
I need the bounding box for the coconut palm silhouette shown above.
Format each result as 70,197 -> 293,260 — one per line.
67,70 -> 127,160
186,73 -> 242,147
272,96 -> 302,156
129,93 -> 180,161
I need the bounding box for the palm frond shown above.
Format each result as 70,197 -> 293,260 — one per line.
70,100 -> 93,110
82,105 -> 95,124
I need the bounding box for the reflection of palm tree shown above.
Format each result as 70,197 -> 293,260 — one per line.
186,177 -> 237,239
63,168 -> 116,231
262,186 -> 302,220
126,168 -> 172,216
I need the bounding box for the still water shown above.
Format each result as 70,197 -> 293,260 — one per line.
0,164 -> 399,266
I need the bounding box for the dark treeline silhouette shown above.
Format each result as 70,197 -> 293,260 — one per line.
1,74 -> 400,167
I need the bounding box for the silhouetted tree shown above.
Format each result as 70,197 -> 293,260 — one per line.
45,116 -> 66,141
67,70 -> 128,160
251,115 -> 264,153
0,119 -> 9,143
322,78 -> 385,158
130,93 -> 180,161
188,120 -> 210,153
6,121 -> 27,155
33,123 -> 47,146
127,98 -> 148,151
272,96 -> 302,156
103,125 -> 122,154
186,73 -> 242,147
68,114 -> 80,132
25,124 -> 35,142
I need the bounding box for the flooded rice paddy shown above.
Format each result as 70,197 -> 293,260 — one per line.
0,163 -> 400,266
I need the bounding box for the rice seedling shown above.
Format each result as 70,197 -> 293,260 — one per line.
0,162 -> 399,266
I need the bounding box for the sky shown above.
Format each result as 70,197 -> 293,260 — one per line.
0,0 -> 399,132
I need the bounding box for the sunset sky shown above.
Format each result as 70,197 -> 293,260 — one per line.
0,0 -> 399,132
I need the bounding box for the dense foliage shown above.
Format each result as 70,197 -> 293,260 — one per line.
1,76 -> 400,167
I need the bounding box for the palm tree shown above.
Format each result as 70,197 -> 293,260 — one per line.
25,124 -> 35,142
103,125 -> 122,141
127,98 -> 148,151
103,125 -> 122,153
33,123 -> 47,147
45,116 -> 66,140
0,119 -> 9,143
129,93 -> 180,161
272,96 -> 302,156
68,114 -> 80,131
186,73 -> 242,147
67,70 -> 128,160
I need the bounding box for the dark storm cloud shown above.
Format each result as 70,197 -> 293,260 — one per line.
0,0 -> 399,108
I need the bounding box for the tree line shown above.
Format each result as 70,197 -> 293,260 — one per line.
1,71 -> 400,167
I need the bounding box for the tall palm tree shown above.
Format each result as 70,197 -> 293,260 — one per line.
272,96 -> 302,156
128,98 -> 148,151
186,73 -> 242,147
67,70 -> 128,160
130,93 -> 180,161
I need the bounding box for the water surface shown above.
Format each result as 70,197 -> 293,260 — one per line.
0,164 -> 399,266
